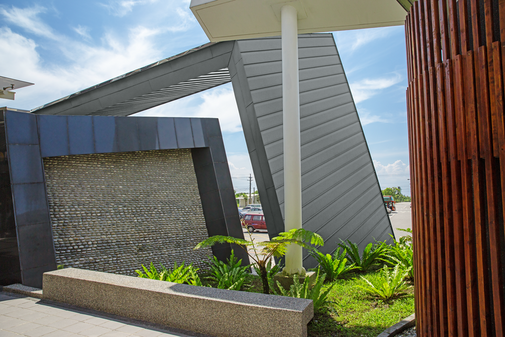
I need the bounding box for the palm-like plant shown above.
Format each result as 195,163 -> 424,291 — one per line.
194,228 -> 324,294
338,240 -> 388,272
311,247 -> 358,282
136,261 -> 202,285
357,264 -> 412,301
275,268 -> 335,312
206,250 -> 250,290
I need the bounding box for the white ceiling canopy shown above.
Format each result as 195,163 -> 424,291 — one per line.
190,0 -> 407,42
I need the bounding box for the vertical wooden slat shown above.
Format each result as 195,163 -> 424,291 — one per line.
465,50 -> 491,337
454,54 -> 479,337
448,0 -> 459,57
458,0 -> 469,54
430,0 -> 441,65
491,45 -> 505,333
469,0 -> 481,50
483,0 -> 494,45
500,0 -> 505,42
444,58 -> 468,336
478,45 -> 505,336
439,0 -> 450,60
422,1 -> 440,335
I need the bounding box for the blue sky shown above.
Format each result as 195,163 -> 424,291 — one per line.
0,0 -> 411,195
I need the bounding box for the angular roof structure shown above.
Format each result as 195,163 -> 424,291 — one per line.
32,34 -> 394,268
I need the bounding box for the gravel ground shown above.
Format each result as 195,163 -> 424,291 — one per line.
395,326 -> 416,336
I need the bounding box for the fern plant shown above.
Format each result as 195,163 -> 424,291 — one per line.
275,268 -> 335,312
136,261 -> 203,285
383,231 -> 414,281
310,247 -> 358,282
195,228 -> 324,294
206,250 -> 251,290
357,264 -> 412,301
338,240 -> 388,272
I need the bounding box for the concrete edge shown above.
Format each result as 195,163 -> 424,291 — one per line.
377,313 -> 416,337
2,283 -> 43,299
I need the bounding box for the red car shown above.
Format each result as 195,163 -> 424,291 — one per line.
242,213 -> 267,233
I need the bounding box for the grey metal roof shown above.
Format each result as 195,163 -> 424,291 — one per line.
31,42 -> 233,116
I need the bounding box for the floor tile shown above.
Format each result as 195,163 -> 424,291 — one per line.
0,316 -> 26,329
24,325 -> 58,337
6,322 -> 43,334
77,325 -> 113,336
99,321 -> 126,330
115,325 -> 142,334
0,330 -> 22,337
46,317 -> 80,328
62,322 -> 97,334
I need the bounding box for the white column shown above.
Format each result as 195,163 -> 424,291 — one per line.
281,4 -> 304,275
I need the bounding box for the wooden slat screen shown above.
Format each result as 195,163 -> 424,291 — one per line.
405,0 -> 505,336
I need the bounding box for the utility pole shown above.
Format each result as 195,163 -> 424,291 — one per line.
248,174 -> 253,205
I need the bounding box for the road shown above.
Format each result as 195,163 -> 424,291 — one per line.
388,202 -> 412,239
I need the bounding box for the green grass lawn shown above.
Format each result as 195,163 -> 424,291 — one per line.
241,270 -> 415,336
307,271 -> 415,337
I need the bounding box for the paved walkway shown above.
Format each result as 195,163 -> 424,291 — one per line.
0,291 -> 204,337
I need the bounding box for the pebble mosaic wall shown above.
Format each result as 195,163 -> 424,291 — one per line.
43,149 -> 213,276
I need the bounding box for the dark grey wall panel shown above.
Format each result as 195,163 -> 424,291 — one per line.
1,110 -> 246,287
69,116 -> 94,155
229,34 -> 393,269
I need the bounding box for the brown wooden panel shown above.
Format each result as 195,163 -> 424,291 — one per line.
406,2 -> 505,335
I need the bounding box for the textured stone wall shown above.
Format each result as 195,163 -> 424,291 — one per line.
43,149 -> 212,276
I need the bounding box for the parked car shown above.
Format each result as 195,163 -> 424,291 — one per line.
242,213 -> 267,232
239,206 -> 262,218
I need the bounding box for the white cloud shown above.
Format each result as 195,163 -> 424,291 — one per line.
227,154 -> 255,193
359,110 -> 393,125
0,5 -> 58,40
73,25 -> 91,40
350,74 -> 402,103
0,22 -> 166,110
334,27 -> 393,54
373,160 -> 411,194
136,86 -> 242,134
101,0 -> 159,17
374,160 -> 410,176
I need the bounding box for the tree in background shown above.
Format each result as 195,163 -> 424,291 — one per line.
382,187 -> 411,202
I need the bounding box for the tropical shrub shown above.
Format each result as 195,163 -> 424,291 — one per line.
206,250 -> 251,290
136,261 -> 203,286
357,264 -> 412,301
383,230 -> 414,280
338,240 -> 388,272
310,247 -> 358,282
275,268 -> 335,312
195,228 -> 324,294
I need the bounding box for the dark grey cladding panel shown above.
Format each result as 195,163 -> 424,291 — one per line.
230,34 -> 393,269
38,115 -> 69,157
93,116 -> 118,153
137,117 -> 160,151
69,116 -> 94,155
174,118 -> 194,148
5,111 -> 38,145
158,118 -> 177,149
